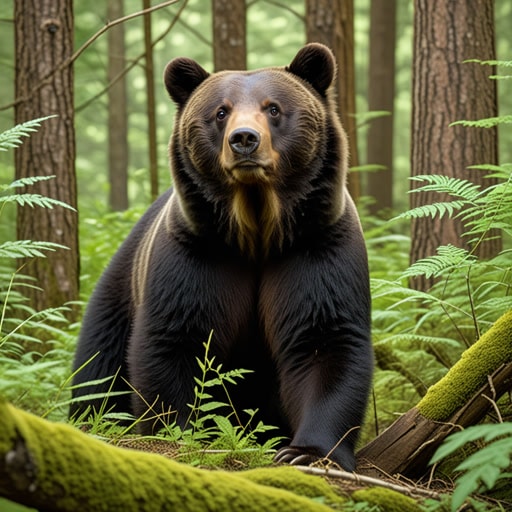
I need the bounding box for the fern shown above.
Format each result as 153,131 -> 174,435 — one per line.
1,175 -> 58,191
464,58 -> 512,67
0,192 -> 75,211
396,201 -> 467,220
0,240 -> 69,259
394,175 -> 482,221
451,115 -> 512,128
0,115 -> 57,152
410,175 -> 482,200
431,423 -> 512,512
401,245 -> 475,280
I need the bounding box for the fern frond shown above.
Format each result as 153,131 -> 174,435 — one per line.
468,163 -> 512,180
409,175 -> 482,201
379,333 -> 461,351
394,201 -> 466,220
0,116 -> 57,152
451,115 -> 512,128
5,175 -> 57,190
0,240 -> 68,259
0,193 -> 75,211
464,58 -> 512,67
401,245 -> 475,280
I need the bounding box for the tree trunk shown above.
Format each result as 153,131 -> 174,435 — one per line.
305,0 -> 360,201
366,0 -> 396,215
357,309 -> 512,478
108,0 -> 129,211
143,0 -> 159,202
410,0 -> 500,291
14,0 -> 79,317
212,0 -> 246,71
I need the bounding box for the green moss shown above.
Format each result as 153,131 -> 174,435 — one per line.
417,310 -> 512,420
0,398 -> 334,511
242,466 -> 346,508
352,487 -> 422,512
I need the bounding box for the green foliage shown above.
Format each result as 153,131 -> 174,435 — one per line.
79,207 -> 145,298
0,116 -> 56,152
431,423 -> 512,512
401,245 -> 475,280
365,60 -> 512,457
70,332 -> 281,467
451,115 -> 512,129
0,120 -> 76,419
162,332 -> 281,465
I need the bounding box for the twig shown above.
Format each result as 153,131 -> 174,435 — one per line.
482,373 -> 503,422
295,465 -> 441,501
1,0 -> 179,112
76,0 -> 189,113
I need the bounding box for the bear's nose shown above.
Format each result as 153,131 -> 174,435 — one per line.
228,128 -> 261,155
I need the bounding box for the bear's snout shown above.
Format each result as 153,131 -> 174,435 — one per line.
228,128 -> 261,156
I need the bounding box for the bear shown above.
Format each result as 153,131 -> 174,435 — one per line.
70,43 -> 373,471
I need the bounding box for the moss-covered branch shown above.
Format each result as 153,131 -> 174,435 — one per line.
0,398 -> 342,511
417,309 -> 512,419
0,399 -> 425,511
357,309 -> 512,478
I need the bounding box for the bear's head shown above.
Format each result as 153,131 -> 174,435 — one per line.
163,43 -> 348,258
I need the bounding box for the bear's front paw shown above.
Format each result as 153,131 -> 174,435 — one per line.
273,446 -> 321,466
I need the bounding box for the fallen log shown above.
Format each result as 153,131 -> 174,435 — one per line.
357,309 -> 512,479
0,397 -> 341,512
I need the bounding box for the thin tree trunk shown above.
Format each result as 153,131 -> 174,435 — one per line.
410,0 -> 500,291
14,0 -> 79,318
212,0 -> 246,71
143,0 -> 159,201
108,0 -> 129,211
305,0 -> 360,201
366,0 -> 396,215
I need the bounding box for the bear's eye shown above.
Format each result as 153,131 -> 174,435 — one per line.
268,104 -> 280,118
216,108 -> 228,121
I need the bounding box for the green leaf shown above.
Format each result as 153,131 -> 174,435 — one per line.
0,193 -> 75,211
0,115 -> 57,151
0,240 -> 69,259
450,115 -> 512,128
401,245 -> 474,279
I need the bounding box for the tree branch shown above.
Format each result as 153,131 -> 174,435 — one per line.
0,0 -> 179,112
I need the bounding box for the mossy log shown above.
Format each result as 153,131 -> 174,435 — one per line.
0,398 -> 342,511
357,309 -> 512,478
0,399 -> 425,512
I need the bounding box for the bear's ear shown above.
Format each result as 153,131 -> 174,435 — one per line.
286,43 -> 336,97
164,57 -> 210,106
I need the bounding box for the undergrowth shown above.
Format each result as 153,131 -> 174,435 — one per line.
70,332 -> 281,468
368,58 -> 512,511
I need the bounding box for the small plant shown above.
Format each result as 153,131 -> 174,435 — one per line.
431,423 -> 512,511
169,332 -> 281,465
69,333 -> 282,466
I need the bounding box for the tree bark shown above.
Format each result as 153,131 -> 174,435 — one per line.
143,0 -> 159,202
14,0 -> 79,317
366,0 -> 396,215
357,309 -> 512,478
305,0 -> 360,201
108,0 -> 129,211
410,0 -> 500,291
212,0 -> 246,71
